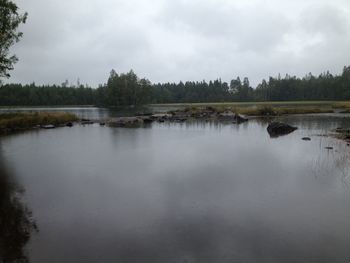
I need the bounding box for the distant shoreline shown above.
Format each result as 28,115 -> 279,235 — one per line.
0,100 -> 350,108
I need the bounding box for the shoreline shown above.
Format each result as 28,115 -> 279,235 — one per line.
1,107 -> 350,145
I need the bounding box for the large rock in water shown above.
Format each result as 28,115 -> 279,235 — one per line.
267,122 -> 297,137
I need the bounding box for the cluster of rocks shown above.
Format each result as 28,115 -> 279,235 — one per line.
333,127 -> 350,142
106,108 -> 250,128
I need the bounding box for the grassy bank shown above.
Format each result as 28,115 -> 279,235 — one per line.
151,101 -> 350,108
157,101 -> 350,116
234,105 -> 334,116
0,112 -> 78,134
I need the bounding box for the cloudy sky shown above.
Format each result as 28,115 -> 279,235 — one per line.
8,0 -> 350,87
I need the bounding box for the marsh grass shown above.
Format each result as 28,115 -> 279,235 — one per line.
229,106 -> 333,116
180,104 -> 335,117
0,112 -> 78,132
169,101 -> 349,116
155,101 -> 350,110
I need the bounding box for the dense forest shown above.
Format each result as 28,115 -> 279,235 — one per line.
1,66 -> 350,106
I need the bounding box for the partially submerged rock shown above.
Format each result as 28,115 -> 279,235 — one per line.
151,113 -> 171,123
41,124 -> 55,129
170,111 -> 190,122
81,119 -> 94,125
232,113 -> 248,124
267,122 -> 297,137
108,117 -> 143,128
332,127 -> 350,142
140,116 -> 153,124
219,110 -> 235,118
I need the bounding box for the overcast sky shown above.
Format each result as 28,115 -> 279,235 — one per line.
8,0 -> 350,87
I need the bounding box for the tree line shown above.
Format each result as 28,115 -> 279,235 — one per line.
1,66 -> 350,106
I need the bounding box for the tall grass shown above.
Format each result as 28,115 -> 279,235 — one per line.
181,104 -> 334,116
0,112 -> 77,132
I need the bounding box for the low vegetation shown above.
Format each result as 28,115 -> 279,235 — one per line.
0,112 -> 77,134
180,102 -> 340,117
237,105 -> 334,116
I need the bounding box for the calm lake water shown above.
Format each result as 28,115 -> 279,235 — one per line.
1,109 -> 350,262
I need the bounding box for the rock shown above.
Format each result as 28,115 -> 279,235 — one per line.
232,113 -> 248,124
335,128 -> 350,134
267,122 -> 297,137
108,117 -> 143,128
191,110 -> 210,118
140,116 -> 153,124
41,124 -> 55,129
173,117 -> 187,122
150,113 -> 171,123
172,111 -> 191,118
302,137 -> 311,141
81,120 -> 94,125
220,110 -> 235,117
205,106 -> 216,113
66,122 -> 73,127
136,112 -> 152,116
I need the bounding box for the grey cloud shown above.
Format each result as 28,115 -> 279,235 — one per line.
159,0 -> 290,52
7,0 -> 350,87
300,5 -> 350,36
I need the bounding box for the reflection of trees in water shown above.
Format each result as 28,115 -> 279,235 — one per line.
334,151 -> 350,188
0,151 -> 37,263
311,139 -> 350,187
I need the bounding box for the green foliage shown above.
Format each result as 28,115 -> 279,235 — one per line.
0,0 -> 27,78
97,69 -> 152,106
1,66 -> 350,106
0,83 -> 97,105
152,67 -> 350,103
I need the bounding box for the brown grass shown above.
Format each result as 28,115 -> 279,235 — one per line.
0,112 -> 78,132
181,104 -> 334,117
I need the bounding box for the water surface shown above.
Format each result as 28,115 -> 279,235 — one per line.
1,116 -> 350,262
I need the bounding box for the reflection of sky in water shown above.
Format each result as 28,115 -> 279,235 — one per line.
1,117 -> 350,263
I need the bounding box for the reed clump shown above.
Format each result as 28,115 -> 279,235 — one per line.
236,105 -> 333,116
184,104 -> 335,116
0,112 -> 77,132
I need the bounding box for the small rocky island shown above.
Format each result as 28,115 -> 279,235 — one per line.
107,107 -> 249,127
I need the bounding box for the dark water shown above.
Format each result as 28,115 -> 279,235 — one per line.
1,113 -> 350,262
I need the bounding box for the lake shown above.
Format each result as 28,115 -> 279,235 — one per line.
1,109 -> 350,262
